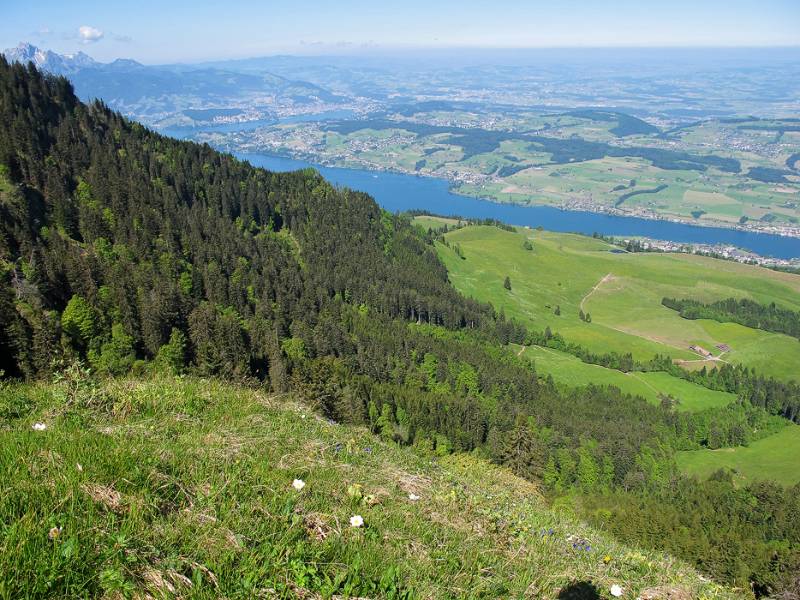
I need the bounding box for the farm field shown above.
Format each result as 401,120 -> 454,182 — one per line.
229,113 -> 800,231
515,344 -> 736,412
677,424 -> 800,486
435,225 -> 800,381
459,154 -> 800,226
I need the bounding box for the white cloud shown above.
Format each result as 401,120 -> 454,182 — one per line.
78,25 -> 104,44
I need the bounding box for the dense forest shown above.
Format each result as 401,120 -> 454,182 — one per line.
663,296 -> 800,341
1,59 -> 798,596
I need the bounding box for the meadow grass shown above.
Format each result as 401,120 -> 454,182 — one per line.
411,215 -> 461,231
437,226 -> 800,381
0,375 -> 740,599
677,424 -> 800,486
516,345 -> 735,412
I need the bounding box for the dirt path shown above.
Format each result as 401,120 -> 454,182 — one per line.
676,355 -> 730,365
580,273 -> 613,312
628,372 -> 660,395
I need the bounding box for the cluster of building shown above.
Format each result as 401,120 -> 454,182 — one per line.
618,237 -> 800,270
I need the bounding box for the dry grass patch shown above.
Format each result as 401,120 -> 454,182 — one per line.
82,482 -> 126,513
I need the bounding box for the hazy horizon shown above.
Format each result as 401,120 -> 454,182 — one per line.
5,41 -> 800,69
2,0 -> 799,63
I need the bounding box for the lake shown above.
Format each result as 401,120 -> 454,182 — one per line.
237,153 -> 800,260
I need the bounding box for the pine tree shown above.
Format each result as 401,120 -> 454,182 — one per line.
577,446 -> 599,492
61,295 -> 99,350
377,403 -> 395,442
543,456 -> 559,489
155,328 -> 187,375
499,417 -> 545,479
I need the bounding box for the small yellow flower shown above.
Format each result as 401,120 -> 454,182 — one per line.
48,526 -> 62,540
603,555 -> 612,564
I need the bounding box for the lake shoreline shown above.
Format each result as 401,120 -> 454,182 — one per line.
147,132 -> 800,260
212,145 -> 800,241
238,151 -> 800,260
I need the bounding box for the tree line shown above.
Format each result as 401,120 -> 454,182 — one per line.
663,296 -> 800,340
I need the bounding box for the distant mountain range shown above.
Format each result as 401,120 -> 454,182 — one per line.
2,42 -> 348,126
3,42 -> 104,73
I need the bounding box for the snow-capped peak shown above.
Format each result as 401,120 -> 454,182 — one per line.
3,42 -> 99,74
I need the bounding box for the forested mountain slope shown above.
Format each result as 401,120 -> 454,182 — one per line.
0,57 -> 488,382
1,59 -> 798,597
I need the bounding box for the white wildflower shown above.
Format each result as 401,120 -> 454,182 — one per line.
610,584 -> 624,597
32,422 -> 47,431
292,479 -> 306,491
408,493 -> 420,501
349,515 -> 364,528
48,526 -> 62,540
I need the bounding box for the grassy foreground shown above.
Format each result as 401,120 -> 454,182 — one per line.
0,375 -> 741,599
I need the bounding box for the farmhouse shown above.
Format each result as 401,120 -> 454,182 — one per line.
689,344 -> 713,357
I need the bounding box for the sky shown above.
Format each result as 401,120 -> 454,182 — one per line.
2,0 -> 799,64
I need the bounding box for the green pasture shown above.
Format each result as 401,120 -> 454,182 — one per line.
437,226 -> 800,381
516,344 -> 736,412
677,424 -> 800,486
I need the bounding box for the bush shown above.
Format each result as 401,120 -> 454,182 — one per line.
88,324 -> 135,376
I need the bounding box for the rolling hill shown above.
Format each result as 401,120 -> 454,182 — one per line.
435,225 -> 800,381
2,42 -> 347,127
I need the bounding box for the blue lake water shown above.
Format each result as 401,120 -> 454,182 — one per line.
238,153 -> 800,260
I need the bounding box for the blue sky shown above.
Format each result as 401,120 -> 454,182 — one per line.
2,0 -> 799,63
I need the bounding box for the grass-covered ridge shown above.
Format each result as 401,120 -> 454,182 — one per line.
2,60 -> 797,598
435,225 -> 800,381
0,375 -> 738,599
